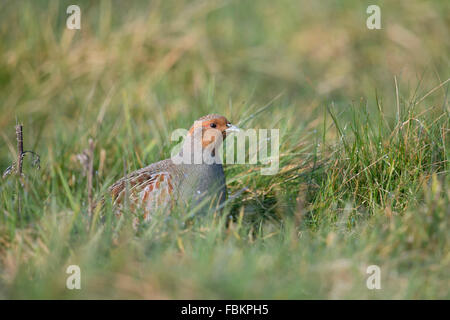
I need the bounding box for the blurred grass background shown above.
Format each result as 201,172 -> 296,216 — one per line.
0,0 -> 449,299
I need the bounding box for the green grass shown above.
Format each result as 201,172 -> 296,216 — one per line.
0,0 -> 449,299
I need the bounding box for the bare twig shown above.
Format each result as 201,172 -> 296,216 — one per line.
2,164 -> 14,179
3,123 -> 41,220
16,124 -> 23,176
15,124 -> 24,219
2,151 -> 40,179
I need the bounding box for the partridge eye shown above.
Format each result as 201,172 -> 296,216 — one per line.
210,123 -> 217,128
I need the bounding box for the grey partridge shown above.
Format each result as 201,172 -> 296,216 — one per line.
108,114 -> 240,220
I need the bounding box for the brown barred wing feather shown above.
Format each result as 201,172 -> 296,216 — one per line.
109,167 -> 175,220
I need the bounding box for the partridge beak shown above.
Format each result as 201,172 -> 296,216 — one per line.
225,124 -> 240,133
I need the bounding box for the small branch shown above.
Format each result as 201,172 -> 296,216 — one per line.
5,123 -> 41,220
15,124 -> 24,220
16,124 -> 23,176
2,151 -> 41,179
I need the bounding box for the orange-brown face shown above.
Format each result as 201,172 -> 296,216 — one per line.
188,114 -> 239,148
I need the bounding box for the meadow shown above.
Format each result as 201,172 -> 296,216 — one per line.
0,0 -> 448,299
